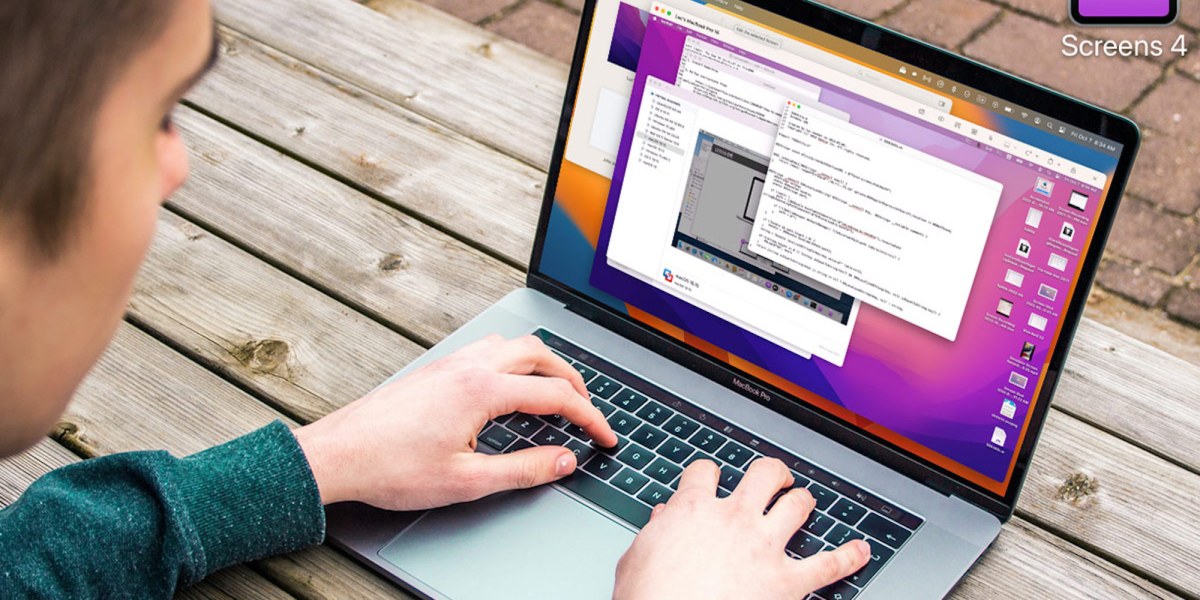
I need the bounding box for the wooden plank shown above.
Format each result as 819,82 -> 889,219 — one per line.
1017,410 -> 1200,594
212,0 -> 566,168
185,26 -> 544,265
0,441 -> 294,600
61,324 -> 414,599
132,210 -> 421,423
171,106 -> 524,348
951,517 -> 1176,599
1053,318 -> 1200,473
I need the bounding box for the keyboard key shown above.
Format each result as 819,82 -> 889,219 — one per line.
718,465 -> 744,491
541,414 -> 569,428
715,440 -> 754,468
479,425 -> 516,451
636,401 -> 673,426
558,471 -> 651,528
616,444 -> 655,470
847,539 -> 894,588
591,397 -> 616,417
858,513 -> 912,549
582,455 -> 621,481
549,349 -> 573,363
645,458 -> 683,484
829,498 -> 868,526
509,438 -> 534,452
683,451 -> 718,468
629,424 -> 668,449
565,439 -> 596,466
824,523 -> 864,546
659,439 -> 696,464
507,414 -> 542,437
587,374 -> 621,399
716,487 -> 731,498
611,389 -> 649,412
636,481 -> 674,506
689,428 -> 728,454
807,483 -> 837,511
786,532 -> 825,558
803,512 -> 836,536
607,410 -> 643,436
531,427 -> 568,447
815,580 -> 858,600
612,468 -> 650,495
790,471 -> 811,487
573,363 -> 598,383
663,414 -> 701,439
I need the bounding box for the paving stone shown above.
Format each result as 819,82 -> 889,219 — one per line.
1180,47 -> 1200,82
1182,1 -> 1200,29
487,0 -> 582,63
558,0 -> 585,13
1132,75 -> 1200,132
964,13 -> 1162,110
376,0 -> 517,24
1127,130 -> 1200,215
885,0 -> 1000,49
1105,198 -> 1200,274
994,0 -> 1064,22
1097,261 -> 1175,306
1166,287 -> 1200,327
819,0 -> 906,21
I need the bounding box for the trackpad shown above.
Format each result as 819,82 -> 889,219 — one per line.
379,486 -> 636,599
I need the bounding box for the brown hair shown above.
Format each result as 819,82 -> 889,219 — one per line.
0,2 -> 177,259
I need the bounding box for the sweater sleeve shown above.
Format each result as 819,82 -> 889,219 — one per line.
0,420 -> 325,599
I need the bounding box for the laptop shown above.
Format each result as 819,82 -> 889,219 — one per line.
327,0 -> 1140,597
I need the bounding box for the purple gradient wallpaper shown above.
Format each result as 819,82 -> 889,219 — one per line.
588,17 -> 1114,483
1075,0 -> 1174,17
607,3 -> 650,72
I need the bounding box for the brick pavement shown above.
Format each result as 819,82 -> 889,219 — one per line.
377,0 -> 1200,363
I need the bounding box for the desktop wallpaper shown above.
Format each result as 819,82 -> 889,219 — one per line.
543,13 -> 1120,495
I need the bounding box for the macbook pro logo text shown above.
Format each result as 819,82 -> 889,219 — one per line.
1071,0 -> 1178,25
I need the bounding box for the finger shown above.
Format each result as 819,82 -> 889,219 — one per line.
764,487 -> 815,541
730,458 -> 793,512
462,445 -> 577,497
673,459 -> 720,498
649,504 -> 666,521
480,336 -> 590,399
488,373 -> 617,447
792,540 -> 871,591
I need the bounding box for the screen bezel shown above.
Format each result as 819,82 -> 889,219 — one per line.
528,0 -> 1140,520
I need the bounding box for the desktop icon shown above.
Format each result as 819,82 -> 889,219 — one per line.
1035,177 -> 1055,197
1069,191 -> 1089,211
1001,399 -> 1018,419
1028,313 -> 1049,332
1026,207 -> 1043,229
997,299 -> 1014,318
1060,222 -> 1076,242
991,427 -> 1007,447
1009,372 -> 1029,389
1048,253 -> 1069,271
1021,341 -> 1036,361
1005,269 -> 1025,288
1016,239 -> 1032,258
1038,284 -> 1059,301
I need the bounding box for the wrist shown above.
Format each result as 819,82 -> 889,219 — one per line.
293,423 -> 347,505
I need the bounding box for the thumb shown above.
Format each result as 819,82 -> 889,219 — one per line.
465,446 -> 578,495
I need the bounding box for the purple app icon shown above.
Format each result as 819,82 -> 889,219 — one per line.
1071,0 -> 1177,24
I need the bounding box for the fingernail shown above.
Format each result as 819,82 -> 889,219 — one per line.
555,453 -> 575,476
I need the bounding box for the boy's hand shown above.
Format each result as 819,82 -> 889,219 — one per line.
293,334 -> 617,510
614,458 -> 870,599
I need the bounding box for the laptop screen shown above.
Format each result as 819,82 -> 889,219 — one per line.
537,0 -> 1125,498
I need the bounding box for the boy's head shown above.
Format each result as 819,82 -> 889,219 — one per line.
0,0 -> 216,456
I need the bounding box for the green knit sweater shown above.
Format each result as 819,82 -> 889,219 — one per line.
0,420 -> 326,598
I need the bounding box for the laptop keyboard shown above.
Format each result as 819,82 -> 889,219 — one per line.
477,329 -> 924,599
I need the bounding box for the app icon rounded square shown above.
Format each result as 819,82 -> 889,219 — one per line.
1071,0 -> 1178,25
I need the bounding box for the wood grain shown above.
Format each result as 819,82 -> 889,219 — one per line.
171,106 -> 524,348
185,26 -> 544,265
212,0 -> 567,168
132,210 -> 421,423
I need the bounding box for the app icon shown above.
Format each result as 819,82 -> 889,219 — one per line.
1071,0 -> 1177,26
1038,283 -> 1059,301
1026,207 -> 1043,229
1001,399 -> 1018,419
1021,341 -> 1036,361
997,299 -> 1014,318
1028,313 -> 1049,332
1005,269 -> 1025,288
1009,372 -> 1029,389
1069,190 -> 1089,211
991,427 -> 1007,447
1035,177 -> 1056,197
663,269 -> 674,283
1060,222 -> 1076,242
1016,238 -> 1032,258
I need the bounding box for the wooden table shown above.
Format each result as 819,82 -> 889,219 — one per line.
1,0 -> 1197,597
